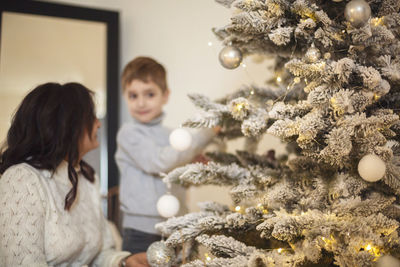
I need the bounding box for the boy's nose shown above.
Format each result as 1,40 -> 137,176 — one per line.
138,96 -> 146,107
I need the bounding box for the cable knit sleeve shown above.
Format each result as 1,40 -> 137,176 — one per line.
91,215 -> 130,267
0,164 -> 47,267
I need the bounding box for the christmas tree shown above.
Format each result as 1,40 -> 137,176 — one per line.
150,0 -> 400,266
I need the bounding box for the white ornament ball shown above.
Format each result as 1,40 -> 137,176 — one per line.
377,255 -> 400,267
169,128 -> 192,151
157,194 -> 180,218
146,241 -> 175,267
219,46 -> 243,69
344,0 -> 371,28
357,154 -> 386,182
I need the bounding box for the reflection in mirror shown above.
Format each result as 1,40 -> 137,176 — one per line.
0,11 -> 107,187
0,1 -> 119,218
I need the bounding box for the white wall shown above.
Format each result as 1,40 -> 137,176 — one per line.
43,0 -> 285,211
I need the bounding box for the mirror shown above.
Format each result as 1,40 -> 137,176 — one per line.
0,0 -> 119,208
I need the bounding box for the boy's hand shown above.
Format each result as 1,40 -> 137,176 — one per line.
213,125 -> 222,134
125,252 -> 150,267
192,154 -> 209,164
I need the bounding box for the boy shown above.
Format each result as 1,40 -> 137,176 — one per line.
115,57 -> 216,254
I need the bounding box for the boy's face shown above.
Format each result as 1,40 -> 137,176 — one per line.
124,79 -> 169,123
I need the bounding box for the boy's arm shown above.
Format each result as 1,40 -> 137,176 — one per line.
117,127 -> 215,174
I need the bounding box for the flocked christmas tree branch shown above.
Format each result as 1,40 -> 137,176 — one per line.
150,0 -> 400,266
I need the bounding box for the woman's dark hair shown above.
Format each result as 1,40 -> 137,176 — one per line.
0,82 -> 97,210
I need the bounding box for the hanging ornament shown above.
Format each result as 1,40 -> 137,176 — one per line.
157,193 -> 180,218
146,241 -> 175,267
357,154 -> 386,182
169,128 -> 192,151
344,0 -> 371,28
218,46 -> 243,69
305,43 -> 321,63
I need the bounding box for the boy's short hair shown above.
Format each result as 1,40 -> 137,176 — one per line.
121,57 -> 168,92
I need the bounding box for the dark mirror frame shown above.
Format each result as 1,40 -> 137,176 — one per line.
0,0 -> 120,189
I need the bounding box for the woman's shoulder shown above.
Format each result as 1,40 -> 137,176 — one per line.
0,163 -> 48,217
1,163 -> 41,185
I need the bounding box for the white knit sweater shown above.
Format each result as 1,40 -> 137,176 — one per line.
0,162 -> 130,267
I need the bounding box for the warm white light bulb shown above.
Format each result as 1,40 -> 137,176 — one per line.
235,103 -> 244,111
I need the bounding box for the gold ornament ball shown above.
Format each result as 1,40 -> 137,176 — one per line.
146,241 -> 175,267
219,46 -> 243,69
345,0 -> 371,28
305,44 -> 320,63
357,154 -> 386,182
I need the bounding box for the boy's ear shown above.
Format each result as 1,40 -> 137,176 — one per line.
163,89 -> 170,104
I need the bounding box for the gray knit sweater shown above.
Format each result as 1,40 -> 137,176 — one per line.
115,114 -> 214,234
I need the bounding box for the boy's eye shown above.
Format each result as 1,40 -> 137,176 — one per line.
129,93 -> 137,99
147,92 -> 155,97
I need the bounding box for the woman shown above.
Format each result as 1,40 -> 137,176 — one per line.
0,83 -> 149,267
